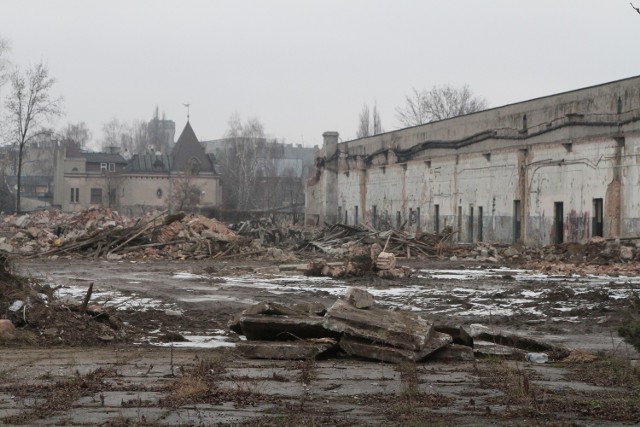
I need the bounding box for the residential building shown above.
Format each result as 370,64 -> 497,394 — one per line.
54,122 -> 222,216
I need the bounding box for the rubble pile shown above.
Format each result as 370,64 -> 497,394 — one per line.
301,224 -> 458,259
305,243 -> 411,279
0,253 -> 134,345
497,238 -> 640,276
229,287 -> 569,363
0,208 -> 261,260
231,217 -> 307,245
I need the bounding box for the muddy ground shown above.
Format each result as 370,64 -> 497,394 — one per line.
1,256 -> 639,426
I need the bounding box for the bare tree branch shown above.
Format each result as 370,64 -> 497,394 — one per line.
356,101 -> 384,138
3,61 -> 63,212
218,113 -> 274,211
631,2 -> 640,15
395,84 -> 487,127
356,104 -> 371,138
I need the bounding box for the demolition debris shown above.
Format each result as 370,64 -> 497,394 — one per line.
0,208 -> 260,260
231,287 -> 569,363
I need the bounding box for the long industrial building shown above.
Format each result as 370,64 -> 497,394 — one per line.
305,76 -> 640,246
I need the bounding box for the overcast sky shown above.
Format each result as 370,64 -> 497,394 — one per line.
1,0 -> 639,149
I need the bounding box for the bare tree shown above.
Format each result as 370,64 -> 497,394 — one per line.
100,118 -> 127,151
395,84 -> 488,127
356,102 -> 384,138
0,36 -> 9,88
129,120 -> 153,154
168,172 -> 202,213
60,122 -> 92,150
100,118 -> 153,157
356,104 -> 371,138
631,2 -> 640,15
219,113 -> 272,211
373,102 -> 383,135
395,88 -> 430,127
3,62 -> 62,212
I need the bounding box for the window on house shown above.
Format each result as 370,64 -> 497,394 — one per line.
70,188 -> 79,203
416,207 -> 421,229
337,206 -> 342,224
396,211 -> 401,228
90,188 -> 103,204
354,206 -> 359,225
100,163 -> 107,173
434,204 -> 440,234
108,163 -> 116,172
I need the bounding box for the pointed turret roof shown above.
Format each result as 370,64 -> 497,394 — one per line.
171,121 -> 215,173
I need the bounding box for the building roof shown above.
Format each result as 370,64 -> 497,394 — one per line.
74,152 -> 127,164
171,121 -> 216,173
127,154 -> 173,172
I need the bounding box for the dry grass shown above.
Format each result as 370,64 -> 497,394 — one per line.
1,367 -> 116,424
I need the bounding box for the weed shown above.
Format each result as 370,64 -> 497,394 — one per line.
618,286 -> 640,352
2,367 -> 116,424
566,353 -> 640,389
294,357 -> 316,385
162,352 -> 266,408
36,371 -> 54,380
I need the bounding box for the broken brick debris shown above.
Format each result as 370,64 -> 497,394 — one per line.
0,319 -> 17,341
0,207 -> 278,260
302,223 -> 457,259
231,217 -> 307,246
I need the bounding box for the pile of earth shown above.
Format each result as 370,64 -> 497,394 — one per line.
0,253 -> 139,346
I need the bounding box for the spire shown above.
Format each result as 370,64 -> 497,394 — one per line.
183,103 -> 190,121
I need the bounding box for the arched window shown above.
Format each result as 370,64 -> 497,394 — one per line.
522,114 -> 528,132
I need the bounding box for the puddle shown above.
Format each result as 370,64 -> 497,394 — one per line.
149,334 -> 236,349
56,285 -> 182,312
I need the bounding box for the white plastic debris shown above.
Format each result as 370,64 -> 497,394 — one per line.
8,300 -> 24,312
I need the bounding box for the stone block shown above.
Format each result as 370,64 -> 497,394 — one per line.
345,287 -> 375,309
339,331 -> 452,363
324,299 -> 433,351
236,339 -> 337,360
429,343 -> 474,362
239,314 -> 339,341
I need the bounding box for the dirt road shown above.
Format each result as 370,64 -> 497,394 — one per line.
1,257 -> 638,425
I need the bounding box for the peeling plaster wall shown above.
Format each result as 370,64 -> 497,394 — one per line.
306,76 -> 640,246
